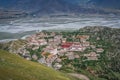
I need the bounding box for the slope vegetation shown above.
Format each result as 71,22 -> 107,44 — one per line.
0,50 -> 78,80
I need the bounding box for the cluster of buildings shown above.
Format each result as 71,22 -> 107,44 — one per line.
15,32 -> 104,69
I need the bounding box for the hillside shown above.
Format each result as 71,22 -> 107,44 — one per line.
0,9 -> 27,19
88,0 -> 120,9
0,0 -> 81,14
0,0 -> 120,16
0,50 -> 78,80
0,26 -> 120,80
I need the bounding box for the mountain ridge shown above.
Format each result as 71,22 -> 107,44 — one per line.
0,0 -> 120,16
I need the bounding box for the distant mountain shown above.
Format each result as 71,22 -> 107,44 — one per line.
64,0 -> 89,5
0,0 -> 82,15
0,0 -> 120,17
0,0 -> 103,16
88,0 -> 120,9
0,0 -> 90,9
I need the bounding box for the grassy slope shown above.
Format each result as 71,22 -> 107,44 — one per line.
0,50 -> 78,80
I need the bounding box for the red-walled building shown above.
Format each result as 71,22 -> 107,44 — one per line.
61,42 -> 73,48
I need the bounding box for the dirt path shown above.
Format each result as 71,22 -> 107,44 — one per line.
68,73 -> 89,80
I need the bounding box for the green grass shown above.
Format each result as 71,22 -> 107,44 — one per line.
0,50 -> 78,80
